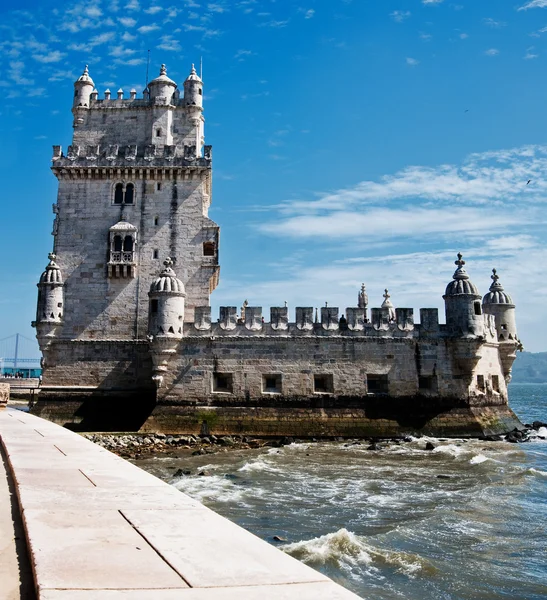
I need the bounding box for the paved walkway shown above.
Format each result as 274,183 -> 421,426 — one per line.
0,408 -> 361,599
0,442 -> 36,599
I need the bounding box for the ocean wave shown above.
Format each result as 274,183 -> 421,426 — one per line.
173,474 -> 258,504
469,454 -> 490,465
527,467 -> 547,478
281,528 -> 437,579
238,457 -> 282,473
432,444 -> 466,458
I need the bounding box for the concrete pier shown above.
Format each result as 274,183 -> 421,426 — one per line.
0,408 -> 360,599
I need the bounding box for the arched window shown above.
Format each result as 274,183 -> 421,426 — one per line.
113,183 -> 135,205
113,235 -> 123,252
123,236 -> 133,252
114,183 -> 124,204
124,183 -> 134,204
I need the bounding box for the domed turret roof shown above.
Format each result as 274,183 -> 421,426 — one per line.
444,253 -> 480,296
150,258 -> 185,293
148,64 -> 177,88
482,269 -> 513,305
185,64 -> 202,83
76,65 -> 94,87
39,253 -> 63,285
110,219 -> 138,232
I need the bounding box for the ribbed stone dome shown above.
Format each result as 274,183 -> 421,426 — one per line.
149,258 -> 185,294
444,253 -> 479,297
185,64 -> 202,83
148,64 -> 176,88
76,65 -> 94,86
482,269 -> 513,305
39,253 -> 63,285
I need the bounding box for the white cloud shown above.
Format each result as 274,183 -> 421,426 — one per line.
483,17 -> 506,28
137,24 -> 160,33
390,11 -> 410,22
423,0 -> 444,4
157,35 -> 182,51
234,49 -> 254,60
119,17 -> 137,26
109,46 -> 136,57
406,57 -> 419,66
304,9 -> 315,19
518,0 -> 547,9
459,33 -> 469,39
126,0 -> 140,10
32,50 -> 66,63
485,48 -> 499,56
144,5 -> 163,14
122,31 -> 136,41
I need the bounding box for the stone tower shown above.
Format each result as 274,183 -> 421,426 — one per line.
45,64 -> 219,345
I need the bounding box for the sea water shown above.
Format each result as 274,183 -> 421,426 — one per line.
135,383 -> 547,600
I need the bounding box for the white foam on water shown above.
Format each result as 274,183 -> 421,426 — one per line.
432,444 -> 466,458
173,474 -> 258,505
238,457 -> 282,473
528,467 -> 547,478
281,528 -> 436,580
470,454 -> 489,465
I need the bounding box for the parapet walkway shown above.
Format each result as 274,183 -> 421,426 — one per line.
0,408 -> 360,599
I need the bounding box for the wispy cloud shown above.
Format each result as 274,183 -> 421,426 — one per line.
483,17 -> 506,28
406,57 -> 419,66
32,50 -> 66,63
485,48 -> 499,56
518,0 -> 547,9
119,17 -> 137,27
137,23 -> 160,33
390,11 -> 411,23
258,145 -> 547,243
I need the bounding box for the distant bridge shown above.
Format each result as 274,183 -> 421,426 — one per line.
0,334 -> 41,374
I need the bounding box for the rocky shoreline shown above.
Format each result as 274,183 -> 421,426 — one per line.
82,421 -> 547,460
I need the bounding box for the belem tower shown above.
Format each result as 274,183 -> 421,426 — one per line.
31,64 -> 524,437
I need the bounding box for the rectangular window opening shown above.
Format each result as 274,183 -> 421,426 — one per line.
314,374 -> 334,394
367,374 -> 389,395
262,374 -> 282,394
153,249 -> 159,259
474,302 -> 482,316
213,372 -> 233,393
492,375 -> 500,393
154,216 -> 159,226
419,376 -> 437,393
477,374 -> 485,391
150,299 -> 158,314
157,182 -> 162,191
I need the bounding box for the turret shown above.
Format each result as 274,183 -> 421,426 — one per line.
73,65 -> 94,109
183,64 -> 203,109
35,253 -> 64,325
443,253 -> 484,337
147,64 -> 177,105
147,258 -> 185,387
482,269 -> 517,342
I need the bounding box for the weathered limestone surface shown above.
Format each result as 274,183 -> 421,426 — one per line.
0,383 -> 9,406
0,408 -> 360,599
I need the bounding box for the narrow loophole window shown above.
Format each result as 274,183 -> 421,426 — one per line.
153,249 -> 159,259
157,182 -> 162,191
154,216 -> 159,226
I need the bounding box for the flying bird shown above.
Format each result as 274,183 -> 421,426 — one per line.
527,180 -> 531,185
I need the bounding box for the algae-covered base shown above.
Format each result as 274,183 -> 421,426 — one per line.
30,392 -> 524,438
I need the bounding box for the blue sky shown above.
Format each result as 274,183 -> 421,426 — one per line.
2,0 -> 547,357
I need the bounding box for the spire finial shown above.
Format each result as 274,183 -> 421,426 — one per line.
48,252 -> 57,263
383,288 -> 390,301
83,65 -> 89,75
455,252 -> 465,268
191,63 -> 196,74
491,268 -> 499,282
163,257 -> 173,268
160,64 -> 167,76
